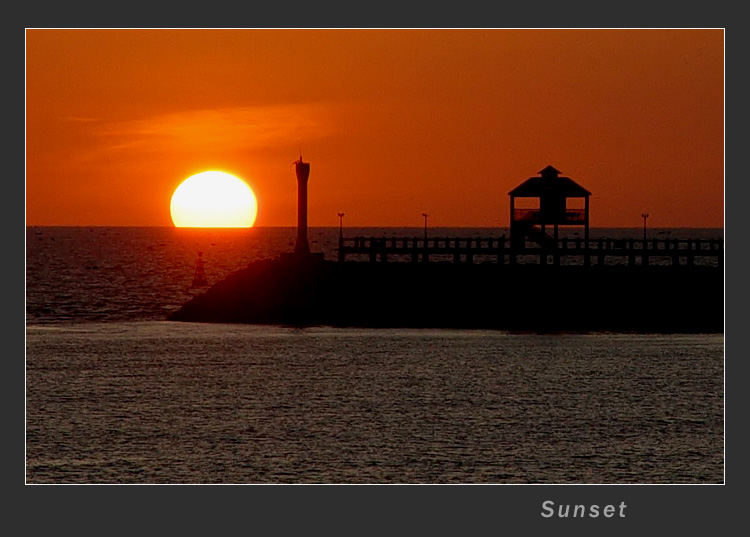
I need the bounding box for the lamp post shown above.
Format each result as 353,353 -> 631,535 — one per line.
337,212 -> 345,241
422,213 -> 429,242
641,213 -> 649,243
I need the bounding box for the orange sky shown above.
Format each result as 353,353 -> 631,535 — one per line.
25,29 -> 724,228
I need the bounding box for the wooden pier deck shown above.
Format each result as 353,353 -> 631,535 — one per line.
338,236 -> 723,267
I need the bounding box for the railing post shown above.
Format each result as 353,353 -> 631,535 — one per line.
582,239 -> 589,266
380,239 -> 388,263
553,237 -> 560,266
628,239 -> 635,267
577,238 -> 587,266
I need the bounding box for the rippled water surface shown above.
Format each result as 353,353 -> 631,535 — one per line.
26,322 -> 723,484
25,227 -> 724,483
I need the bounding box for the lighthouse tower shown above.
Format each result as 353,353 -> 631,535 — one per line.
293,156 -> 311,255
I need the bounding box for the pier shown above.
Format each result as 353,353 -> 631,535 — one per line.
170,161 -> 723,332
337,236 -> 723,267
337,166 -> 722,268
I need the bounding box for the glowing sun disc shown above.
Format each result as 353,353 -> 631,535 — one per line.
170,171 -> 258,228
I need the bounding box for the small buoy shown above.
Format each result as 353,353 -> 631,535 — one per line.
191,251 -> 208,288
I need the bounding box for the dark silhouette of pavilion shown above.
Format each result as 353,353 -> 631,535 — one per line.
509,165 -> 591,249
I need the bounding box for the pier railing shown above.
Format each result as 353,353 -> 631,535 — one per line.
337,236 -> 723,267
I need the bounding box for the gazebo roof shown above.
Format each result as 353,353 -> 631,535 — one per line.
509,165 -> 591,197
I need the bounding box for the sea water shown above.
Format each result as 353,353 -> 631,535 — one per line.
25,227 -> 724,483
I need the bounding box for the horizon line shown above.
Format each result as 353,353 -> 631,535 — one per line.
24,224 -> 726,230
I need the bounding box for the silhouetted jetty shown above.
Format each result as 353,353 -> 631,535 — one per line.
168,162 -> 723,333
167,255 -> 721,332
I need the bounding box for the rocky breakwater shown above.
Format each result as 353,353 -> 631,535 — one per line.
167,254 -> 723,333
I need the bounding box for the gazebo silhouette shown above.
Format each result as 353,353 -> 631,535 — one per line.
509,165 -> 591,250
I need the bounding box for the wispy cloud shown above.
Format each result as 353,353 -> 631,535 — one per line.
61,116 -> 102,123
86,103 -> 341,157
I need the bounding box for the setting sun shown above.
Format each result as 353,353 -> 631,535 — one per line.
170,171 -> 258,228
